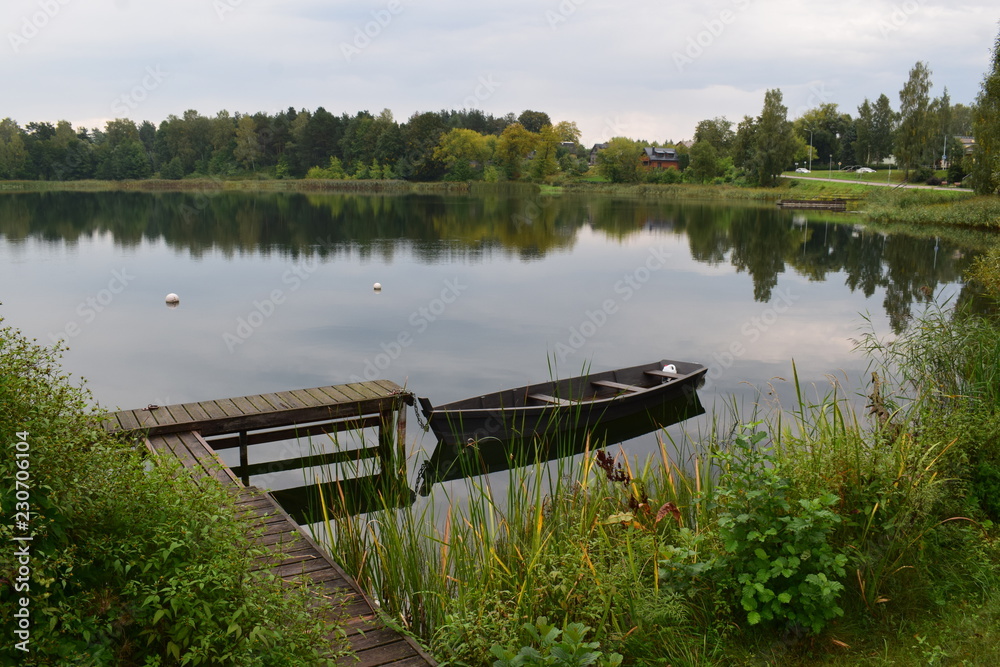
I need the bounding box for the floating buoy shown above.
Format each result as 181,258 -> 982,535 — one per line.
165,293 -> 180,304
373,283 -> 382,291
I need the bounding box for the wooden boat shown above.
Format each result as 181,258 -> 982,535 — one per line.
416,387 -> 705,496
417,359 -> 707,446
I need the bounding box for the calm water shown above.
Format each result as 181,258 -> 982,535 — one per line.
0,190 -> 981,506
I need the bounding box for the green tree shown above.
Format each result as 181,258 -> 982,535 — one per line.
693,117 -> 734,156
529,124 -> 561,180
517,110 -> 551,133
433,128 -> 492,168
595,137 -> 642,183
0,118 -> 28,178
401,111 -> 447,180
748,89 -> 796,186
972,26 -> 1000,194
233,115 -> 262,171
871,93 -> 897,164
895,61 -> 935,179
495,123 -> 538,179
687,140 -> 720,183
855,99 -> 875,165
554,120 -> 581,144
793,104 -> 850,170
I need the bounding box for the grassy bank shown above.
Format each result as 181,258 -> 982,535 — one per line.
0,319 -> 350,665
4,175 -> 1000,230
320,303 -> 1000,666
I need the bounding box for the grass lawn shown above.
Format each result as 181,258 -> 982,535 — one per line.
782,168 -> 967,188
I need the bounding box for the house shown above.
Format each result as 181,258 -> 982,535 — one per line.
640,146 -> 680,171
589,143 -> 609,166
957,136 -> 976,156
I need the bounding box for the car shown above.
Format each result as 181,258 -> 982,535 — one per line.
795,168 -> 811,173
856,167 -> 875,174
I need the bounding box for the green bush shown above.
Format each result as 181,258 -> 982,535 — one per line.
711,427 -> 847,634
0,317 -> 349,665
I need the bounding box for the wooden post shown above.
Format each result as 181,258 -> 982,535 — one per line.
239,430 -> 249,486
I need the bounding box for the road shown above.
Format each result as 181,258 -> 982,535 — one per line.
781,174 -> 970,193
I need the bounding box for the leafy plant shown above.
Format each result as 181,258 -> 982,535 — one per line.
490,617 -> 622,667
712,425 -> 848,634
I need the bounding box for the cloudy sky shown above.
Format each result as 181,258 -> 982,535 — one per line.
3,0 -> 997,145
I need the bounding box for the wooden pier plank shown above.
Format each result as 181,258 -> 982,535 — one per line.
114,409 -> 141,431
163,403 -> 193,425
229,394 -> 258,415
102,380 -> 433,665
178,401 -> 212,422
198,400 -> 230,420
214,397 -> 246,418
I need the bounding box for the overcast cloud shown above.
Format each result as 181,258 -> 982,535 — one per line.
3,0 -> 997,144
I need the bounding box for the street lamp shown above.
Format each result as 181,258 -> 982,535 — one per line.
829,154 -> 833,177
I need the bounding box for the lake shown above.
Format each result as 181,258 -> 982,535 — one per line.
0,189 -> 980,509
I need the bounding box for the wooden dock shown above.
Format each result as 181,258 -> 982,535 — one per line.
777,197 -> 855,211
105,381 -> 436,667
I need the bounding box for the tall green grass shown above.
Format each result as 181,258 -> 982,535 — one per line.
305,302 -> 1000,665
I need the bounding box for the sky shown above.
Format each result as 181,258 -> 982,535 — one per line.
2,0 -> 998,146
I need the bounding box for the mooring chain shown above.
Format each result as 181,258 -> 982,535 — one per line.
413,403 -> 430,432
391,388 -> 430,432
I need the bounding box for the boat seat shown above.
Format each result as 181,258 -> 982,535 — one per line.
527,393 -> 577,406
591,380 -> 645,393
644,369 -> 681,380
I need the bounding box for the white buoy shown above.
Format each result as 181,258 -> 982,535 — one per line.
165,293 -> 180,304
373,282 -> 382,291
663,364 -> 677,374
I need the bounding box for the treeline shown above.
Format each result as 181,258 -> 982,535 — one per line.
4,40 -> 1000,192
0,107 -> 596,183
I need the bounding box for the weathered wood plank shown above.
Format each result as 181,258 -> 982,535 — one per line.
288,389 -> 329,408
275,390 -> 310,409
229,394 -> 258,415
163,403 -> 194,425
115,409 -> 141,431
592,380 -> 644,393
198,400 -> 230,420
180,431 -> 241,487
178,401 -> 212,422
355,639 -> 419,666
133,408 -> 160,429
213,398 -> 245,418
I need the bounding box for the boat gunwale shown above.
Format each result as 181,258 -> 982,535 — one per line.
422,361 -> 707,417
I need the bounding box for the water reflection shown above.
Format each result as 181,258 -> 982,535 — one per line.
0,191 -> 975,332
